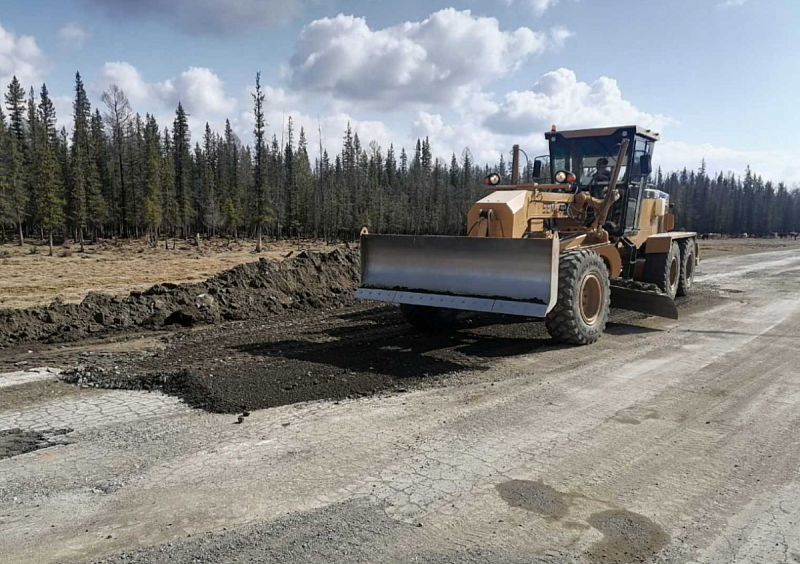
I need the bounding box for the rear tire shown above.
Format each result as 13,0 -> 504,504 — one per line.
644,241 -> 680,299
677,238 -> 696,297
400,304 -> 458,331
545,250 -> 610,346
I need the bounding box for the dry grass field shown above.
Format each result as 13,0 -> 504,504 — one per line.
699,236 -> 800,259
1,236 -> 799,310
0,238 -> 338,309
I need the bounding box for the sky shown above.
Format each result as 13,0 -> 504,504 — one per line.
1,0 -> 798,183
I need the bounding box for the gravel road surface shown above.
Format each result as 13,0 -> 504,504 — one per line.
1,249 -> 799,564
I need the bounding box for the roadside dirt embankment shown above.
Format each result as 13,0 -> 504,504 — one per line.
0,249 -> 360,347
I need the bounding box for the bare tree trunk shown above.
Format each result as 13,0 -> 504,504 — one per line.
79,229 -> 85,252
18,221 -> 24,247
48,230 -> 54,257
195,232 -> 202,249
255,224 -> 263,252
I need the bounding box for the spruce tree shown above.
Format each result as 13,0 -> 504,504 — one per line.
161,127 -> 178,244
7,133 -> 26,245
172,102 -> 192,236
39,84 -> 58,148
284,117 -> 296,235
39,143 -> 65,255
251,72 -> 273,251
202,122 -> 220,235
102,84 -> 133,236
142,115 -> 162,242
70,73 -> 93,249
5,77 -> 26,146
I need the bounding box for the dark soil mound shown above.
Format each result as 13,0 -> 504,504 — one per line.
58,305 -> 549,413
0,249 -> 359,347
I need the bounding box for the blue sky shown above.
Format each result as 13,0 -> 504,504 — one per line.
1,0 -> 798,182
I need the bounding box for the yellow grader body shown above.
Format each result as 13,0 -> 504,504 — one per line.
356,126 -> 698,345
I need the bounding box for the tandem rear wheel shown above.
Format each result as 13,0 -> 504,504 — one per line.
644,238 -> 696,299
546,250 -> 611,346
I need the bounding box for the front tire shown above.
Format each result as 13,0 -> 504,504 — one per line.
644,241 -> 680,299
400,304 -> 458,331
545,250 -> 611,346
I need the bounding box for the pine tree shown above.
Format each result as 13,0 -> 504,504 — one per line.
220,119 -> 243,239
141,115 -> 163,242
172,102 -> 192,236
70,73 -> 94,250
296,126 -> 314,237
284,116 -> 297,235
89,109 -> 110,239
2,114 -> 27,245
201,122 -> 220,235
39,84 -> 58,148
251,72 -> 273,251
102,85 -> 133,235
39,143 -> 65,255
5,77 -> 26,146
161,127 -> 178,244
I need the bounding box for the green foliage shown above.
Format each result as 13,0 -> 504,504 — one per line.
172,103 -> 193,231
38,144 -> 65,232
2,72 -> 799,245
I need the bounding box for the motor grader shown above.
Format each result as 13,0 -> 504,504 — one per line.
356,125 -> 698,345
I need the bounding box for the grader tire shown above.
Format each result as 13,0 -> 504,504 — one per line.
677,238 -> 696,297
545,250 -> 611,346
400,304 -> 458,331
644,241 -> 681,299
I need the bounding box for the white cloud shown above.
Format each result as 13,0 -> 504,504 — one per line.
409,68 -> 681,169
84,0 -> 303,36
169,67 -> 237,115
528,0 -> 563,15
504,0 -> 579,16
290,9 -> 568,107
659,141 -> 800,184
549,26 -> 574,49
485,68 -> 675,136
96,62 -> 237,118
718,0 -> 750,7
412,110 -> 515,165
0,21 -> 50,91
58,23 -> 89,51
234,88 -> 394,159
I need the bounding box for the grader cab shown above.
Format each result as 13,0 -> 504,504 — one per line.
356,126 -> 698,345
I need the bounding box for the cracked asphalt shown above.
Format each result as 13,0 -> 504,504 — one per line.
2,249 -> 800,563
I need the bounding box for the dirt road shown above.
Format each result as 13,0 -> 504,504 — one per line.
2,249 -> 800,563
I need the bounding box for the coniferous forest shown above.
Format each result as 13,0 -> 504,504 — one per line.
1,72 -> 799,255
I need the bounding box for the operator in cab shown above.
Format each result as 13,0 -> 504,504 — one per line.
591,158 -> 611,198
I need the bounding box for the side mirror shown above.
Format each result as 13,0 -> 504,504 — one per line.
640,154 -> 652,176
533,159 -> 543,179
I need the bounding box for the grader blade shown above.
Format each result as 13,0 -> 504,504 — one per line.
610,286 -> 679,320
356,235 -> 559,318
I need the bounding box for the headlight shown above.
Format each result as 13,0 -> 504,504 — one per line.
555,170 -> 576,184
484,173 -> 502,186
